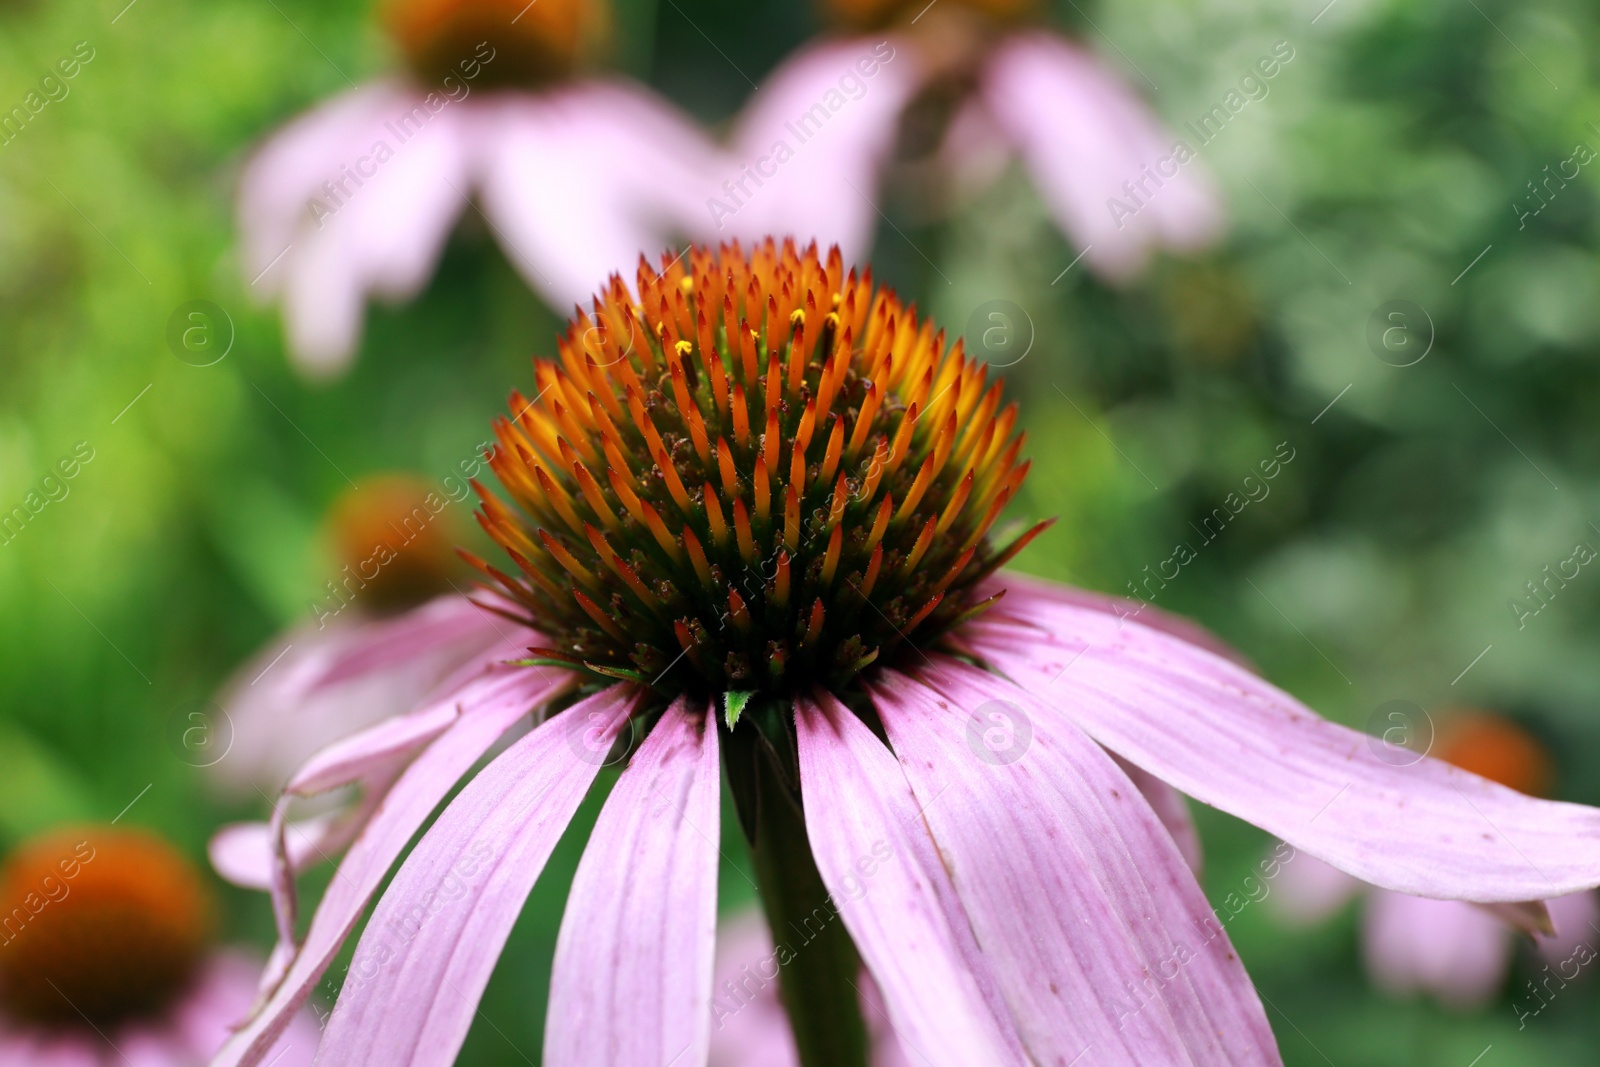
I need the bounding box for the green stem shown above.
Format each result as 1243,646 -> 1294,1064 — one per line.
725,718 -> 870,1067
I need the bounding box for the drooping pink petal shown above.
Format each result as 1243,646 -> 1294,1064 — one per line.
793,691 -> 1018,1066
980,33 -> 1222,279
969,582 -> 1600,902
1113,754 -> 1204,874
1267,849 -> 1362,926
709,37 -> 923,264
544,699 -> 720,1066
313,683 -> 641,1066
211,666 -> 575,1067
477,81 -> 724,310
872,662 -> 1281,1066
210,593 -> 515,797
210,813 -> 346,892
1363,891 -> 1512,1008
238,82 -> 475,376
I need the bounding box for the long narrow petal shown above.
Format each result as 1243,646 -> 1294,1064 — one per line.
871,662 -> 1281,1066
545,700 -> 720,1066
794,691 -> 1016,1066
980,33 -> 1222,279
212,593 -> 516,797
711,37 -> 924,262
211,666 -> 574,1067
478,81 -> 724,310
1114,754 -> 1204,875
313,684 -> 641,1067
978,572 -> 1251,670
969,584 -> 1600,901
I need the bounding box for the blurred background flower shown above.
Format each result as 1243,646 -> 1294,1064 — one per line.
0,825 -> 318,1065
708,0 -> 1222,275
239,0 -> 722,376
6,0 -> 1600,1061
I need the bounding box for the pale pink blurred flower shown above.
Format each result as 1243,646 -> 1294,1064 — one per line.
706,18 -> 1221,277
1273,851 -> 1599,1009
0,953 -> 320,1067
239,3 -> 719,377
0,828 -> 318,1067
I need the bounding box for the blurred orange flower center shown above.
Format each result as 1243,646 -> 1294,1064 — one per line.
383,0 -> 610,87
1435,713 -> 1552,798
0,828 -> 210,1028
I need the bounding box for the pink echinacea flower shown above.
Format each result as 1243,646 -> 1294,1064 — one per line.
215,240 -> 1600,1067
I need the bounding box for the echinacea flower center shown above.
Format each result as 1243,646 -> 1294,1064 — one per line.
472,239 -> 1044,698
326,474 -> 465,613
0,828 -> 209,1027
384,0 -> 609,88
1435,712 -> 1552,797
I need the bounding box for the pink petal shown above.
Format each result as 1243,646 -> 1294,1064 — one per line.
1267,849 -> 1362,926
314,683 -> 641,1066
210,814 -> 347,892
1363,891 -> 1511,1008
212,666 -> 574,1067
987,572 -> 1252,670
1113,754 -> 1204,875
477,81 -> 723,310
545,700 -> 720,1066
872,662 -> 1281,1066
239,83 -> 474,376
969,582 -> 1600,902
794,691 -> 1018,1065
210,593 -> 517,797
981,33 -> 1222,279
711,37 -> 923,263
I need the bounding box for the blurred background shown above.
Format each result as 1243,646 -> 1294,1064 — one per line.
3,0 -> 1600,1062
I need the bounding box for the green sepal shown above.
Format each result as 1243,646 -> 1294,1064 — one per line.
723,689 -> 756,730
